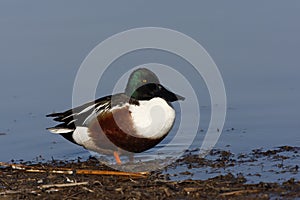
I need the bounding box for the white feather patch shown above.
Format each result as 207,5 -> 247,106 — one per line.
72,126 -> 91,145
72,126 -> 112,154
82,102 -> 110,125
78,104 -> 96,115
129,97 -> 175,139
47,128 -> 74,134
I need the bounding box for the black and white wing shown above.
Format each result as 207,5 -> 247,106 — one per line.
46,95 -> 112,134
46,93 -> 139,144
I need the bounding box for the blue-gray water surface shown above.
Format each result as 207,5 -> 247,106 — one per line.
0,1 -> 299,183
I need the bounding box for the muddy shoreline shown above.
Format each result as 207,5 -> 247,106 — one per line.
1,146 -> 299,199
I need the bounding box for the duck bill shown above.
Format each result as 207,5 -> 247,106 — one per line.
174,93 -> 185,101
159,85 -> 185,102
166,91 -> 185,102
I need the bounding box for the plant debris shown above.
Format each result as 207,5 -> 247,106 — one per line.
0,146 -> 299,199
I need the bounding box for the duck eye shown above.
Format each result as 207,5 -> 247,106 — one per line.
142,79 -> 147,83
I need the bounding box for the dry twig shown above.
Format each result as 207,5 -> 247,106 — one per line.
0,162 -> 149,178
219,189 -> 261,196
38,182 -> 89,189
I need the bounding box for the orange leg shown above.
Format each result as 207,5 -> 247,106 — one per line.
113,151 -> 122,165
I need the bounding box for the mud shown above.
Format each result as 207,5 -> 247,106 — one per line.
1,146 -> 299,199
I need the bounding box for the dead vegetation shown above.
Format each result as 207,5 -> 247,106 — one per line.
1,146 -> 299,199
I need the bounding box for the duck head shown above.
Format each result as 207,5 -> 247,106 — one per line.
125,68 -> 184,102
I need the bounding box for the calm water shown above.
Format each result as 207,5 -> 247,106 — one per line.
0,1 -> 299,182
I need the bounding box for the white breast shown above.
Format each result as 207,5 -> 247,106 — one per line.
129,97 -> 175,139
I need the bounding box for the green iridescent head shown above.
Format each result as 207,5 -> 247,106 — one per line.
125,68 -> 185,102
125,68 -> 160,99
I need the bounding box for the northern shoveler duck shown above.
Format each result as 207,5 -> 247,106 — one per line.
47,68 -> 184,164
